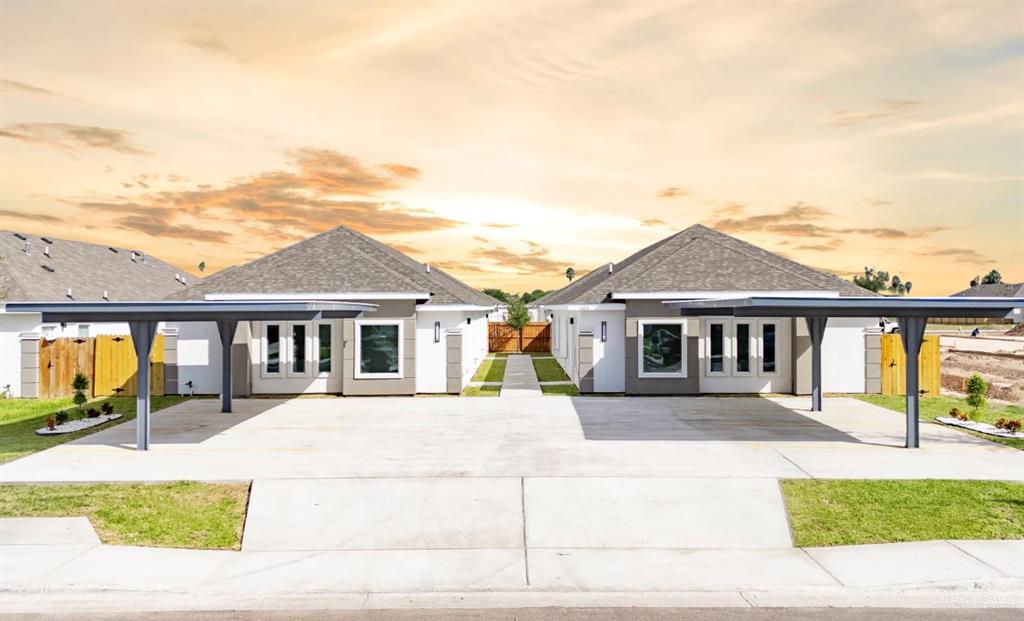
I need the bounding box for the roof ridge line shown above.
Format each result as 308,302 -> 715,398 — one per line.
330,228 -> 431,293
700,235 -> 844,290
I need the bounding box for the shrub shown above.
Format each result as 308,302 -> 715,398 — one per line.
995,418 -> 1022,434
100,402 -> 114,415
72,372 -> 89,412
949,407 -> 964,419
965,373 -> 987,413
54,411 -> 69,425
86,408 -> 100,418
46,416 -> 56,431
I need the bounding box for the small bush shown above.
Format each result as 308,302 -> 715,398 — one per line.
995,418 -> 1022,434
86,408 -> 100,418
72,372 -> 89,412
965,373 -> 987,413
54,411 -> 69,425
46,416 -> 56,431
949,407 -> 964,420
100,402 -> 114,415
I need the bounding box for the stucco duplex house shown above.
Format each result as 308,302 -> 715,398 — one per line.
535,224 -> 879,395
167,225 -> 496,396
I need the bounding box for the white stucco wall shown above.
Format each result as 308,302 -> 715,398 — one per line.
172,321 -> 223,395
577,310 -> 625,392
820,317 -> 874,393
698,317 -> 794,393
415,310 -> 488,393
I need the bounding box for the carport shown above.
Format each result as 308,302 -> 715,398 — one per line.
664,296 -> 1024,448
5,300 -> 374,450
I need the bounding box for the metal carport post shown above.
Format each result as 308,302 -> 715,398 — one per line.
664,296 -> 1023,448
5,301 -> 374,450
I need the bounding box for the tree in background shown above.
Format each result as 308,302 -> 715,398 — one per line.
198,260 -> 206,273
565,267 -> 576,282
852,267 -> 911,295
482,288 -> 511,304
521,289 -> 549,304
506,295 -> 531,351
970,270 -> 1003,287
482,288 -> 549,305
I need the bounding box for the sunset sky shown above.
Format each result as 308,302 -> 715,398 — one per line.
1,1 -> 1021,295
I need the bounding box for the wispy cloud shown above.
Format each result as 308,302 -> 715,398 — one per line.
0,79 -> 66,98
183,34 -> 243,62
915,247 -> 993,264
1,122 -> 149,155
470,241 -> 563,276
0,209 -> 63,224
656,186 -> 688,199
831,99 -> 923,127
707,203 -> 945,240
481,222 -> 516,229
642,218 -> 668,227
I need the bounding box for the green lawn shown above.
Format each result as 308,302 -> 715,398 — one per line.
462,385 -> 501,397
855,394 -> 1024,450
0,395 -> 192,464
471,356 -> 507,383
0,481 -> 249,549
533,358 -> 570,382
491,351 -> 553,358
782,479 -> 1024,547
541,384 -> 580,396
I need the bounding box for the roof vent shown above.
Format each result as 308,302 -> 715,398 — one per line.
13,232 -> 26,240
43,246 -> 50,258
102,290 -> 109,300
22,240 -> 30,254
108,247 -> 118,253
608,263 -> 614,274
41,237 -> 52,244
41,264 -> 55,273
66,288 -> 73,299
425,264 -> 431,273
130,251 -> 138,262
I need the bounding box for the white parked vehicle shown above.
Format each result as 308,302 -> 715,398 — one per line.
879,318 -> 900,334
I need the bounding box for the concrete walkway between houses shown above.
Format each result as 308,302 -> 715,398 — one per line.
500,354 -> 542,398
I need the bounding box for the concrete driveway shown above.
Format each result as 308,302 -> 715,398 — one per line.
2,396 -> 1022,609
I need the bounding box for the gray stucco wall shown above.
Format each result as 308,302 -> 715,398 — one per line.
163,328 -> 178,396
578,329 -> 594,393
624,300 -> 699,395
864,331 -> 881,394
19,333 -> 40,399
446,329 -> 462,394
342,299 -> 417,396
791,317 -> 810,395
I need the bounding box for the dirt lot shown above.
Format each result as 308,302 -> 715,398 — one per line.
942,349 -> 1024,403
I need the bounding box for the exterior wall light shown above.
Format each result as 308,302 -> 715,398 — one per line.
434,321 -> 440,343
601,321 -> 607,342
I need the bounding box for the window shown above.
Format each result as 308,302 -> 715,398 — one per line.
761,322 -> 777,374
735,322 -> 752,374
356,321 -> 403,378
266,324 -> 281,374
707,321 -> 726,375
318,324 -> 332,373
77,324 -> 90,338
638,320 -> 686,378
291,324 -> 306,374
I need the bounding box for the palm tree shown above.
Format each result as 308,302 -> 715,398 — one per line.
565,267 -> 576,282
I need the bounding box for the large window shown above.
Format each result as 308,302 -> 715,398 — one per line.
638,320 -> 686,378
707,321 -> 726,375
735,322 -> 752,375
291,324 -> 306,374
761,322 -> 777,374
266,324 -> 281,374
356,321 -> 403,378
318,324 -> 332,373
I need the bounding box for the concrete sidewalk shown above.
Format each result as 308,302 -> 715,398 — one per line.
500,354 -> 542,397
2,518 -> 1022,613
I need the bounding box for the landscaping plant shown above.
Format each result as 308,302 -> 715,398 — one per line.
949,407 -> 969,422
996,419 -> 1022,434
86,407 -> 100,419
54,411 -> 69,425
965,373 -> 988,417
100,402 -> 115,415
71,372 -> 89,413
46,416 -> 56,431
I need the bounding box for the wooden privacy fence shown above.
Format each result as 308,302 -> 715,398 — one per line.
39,335 -> 164,399
489,322 -> 551,353
880,334 -> 940,397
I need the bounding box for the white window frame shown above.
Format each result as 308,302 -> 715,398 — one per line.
314,321 -> 335,376
758,319 -> 781,377
637,319 -> 687,379
284,321 -> 312,378
354,319 -> 404,379
704,319 -> 729,377
732,320 -> 755,377
262,322 -> 283,377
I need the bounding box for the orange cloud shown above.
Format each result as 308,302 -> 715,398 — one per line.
656,186 -> 688,199
1,122 -> 149,154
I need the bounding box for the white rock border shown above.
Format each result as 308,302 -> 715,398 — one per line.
936,416 -> 1024,439
36,413 -> 123,436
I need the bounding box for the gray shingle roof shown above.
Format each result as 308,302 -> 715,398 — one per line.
169,225 -> 495,306
0,230 -> 190,302
951,282 -> 1024,298
536,224 -> 872,305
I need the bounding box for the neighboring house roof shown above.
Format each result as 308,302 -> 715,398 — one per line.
0,230 -> 190,303
536,224 -> 872,305
169,225 -> 496,306
950,282 -> 1024,298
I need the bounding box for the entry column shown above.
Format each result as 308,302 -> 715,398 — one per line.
805,317 -> 828,412
217,321 -> 238,413
128,320 -> 158,451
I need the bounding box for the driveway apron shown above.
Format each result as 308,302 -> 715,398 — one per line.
501,354 -> 542,398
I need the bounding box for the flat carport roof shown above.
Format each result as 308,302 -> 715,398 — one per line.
664,296 -> 1024,449
5,300 -> 375,450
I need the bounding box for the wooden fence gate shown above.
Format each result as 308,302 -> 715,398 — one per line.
488,322 -> 551,353
38,335 -> 164,399
38,338 -> 95,399
880,334 -> 940,396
